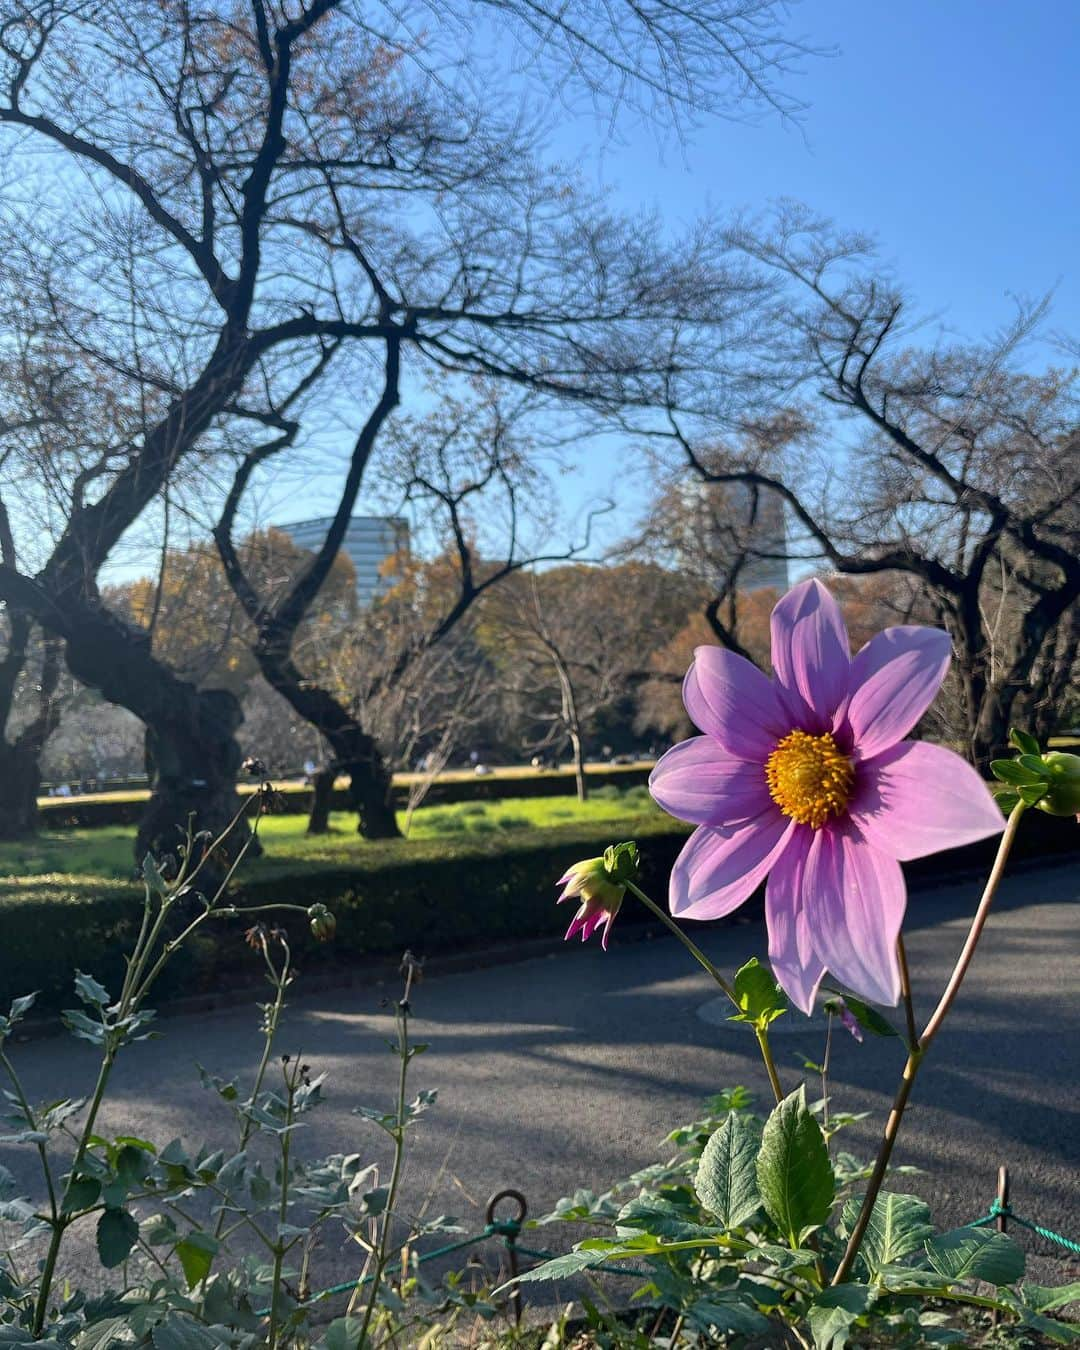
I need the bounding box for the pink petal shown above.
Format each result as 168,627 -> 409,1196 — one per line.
849,740 -> 1004,861
670,812 -> 794,921
764,828 -> 825,1015
770,579 -> 851,731
802,822 -> 904,1007
649,736 -> 773,825
843,626 -> 951,760
682,647 -> 788,761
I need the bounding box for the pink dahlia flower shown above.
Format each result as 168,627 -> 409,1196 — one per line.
648,579 -> 1004,1014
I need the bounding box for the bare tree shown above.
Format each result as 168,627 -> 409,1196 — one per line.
0,0 -> 806,857
488,562 -> 695,796
660,208 -> 1080,768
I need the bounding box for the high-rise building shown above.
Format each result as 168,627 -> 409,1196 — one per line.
280,515 -> 409,605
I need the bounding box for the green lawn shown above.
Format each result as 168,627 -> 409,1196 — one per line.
0,787 -> 665,891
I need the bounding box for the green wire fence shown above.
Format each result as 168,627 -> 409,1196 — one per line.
259,1170 -> 1080,1321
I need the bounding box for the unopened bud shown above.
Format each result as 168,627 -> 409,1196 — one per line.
308,904 -> 337,942
1037,752 -> 1080,818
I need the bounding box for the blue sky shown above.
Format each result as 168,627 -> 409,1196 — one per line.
520,0 -> 1079,524
605,0 -> 1079,330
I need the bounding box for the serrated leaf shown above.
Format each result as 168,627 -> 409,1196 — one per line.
1019,1282 -> 1080,1314
150,1313 -> 219,1350
840,1191 -> 935,1276
730,958 -> 787,1026
808,1284 -> 874,1350
510,1244 -> 620,1284
695,1112 -> 761,1229
318,1318 -> 367,1350
174,1231 -> 219,1288
925,1226 -> 1025,1286
61,1010 -> 106,1045
62,1177 -> 101,1213
616,1195 -> 722,1242
96,1208 -> 138,1268
686,1301 -> 771,1337
756,1087 -> 834,1248
7,994 -> 37,1024
74,971 -> 111,1008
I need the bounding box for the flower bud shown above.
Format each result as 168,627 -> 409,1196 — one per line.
555,842 -> 639,950
308,903 -> 337,942
1036,752 -> 1080,818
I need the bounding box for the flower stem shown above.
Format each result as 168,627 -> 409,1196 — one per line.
624,882 -> 737,1001
896,934 -> 918,1049
625,881 -> 783,1101
754,1025 -> 785,1105
831,803 -> 1026,1286
357,999 -> 412,1350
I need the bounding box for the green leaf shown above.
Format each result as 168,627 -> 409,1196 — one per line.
1017,753 -> 1051,777
1018,782 -> 1049,805
174,1231 -> 219,1288
616,1195 -> 722,1242
150,1314 -> 219,1350
994,790 -> 1021,814
1010,728 -> 1041,755
826,990 -> 899,1039
729,958 -> 788,1027
96,1207 -> 138,1268
512,1244 -> 622,1283
807,1284 -> 874,1350
840,1191 -> 935,1276
756,1087 -> 835,1248
74,971 -> 111,1008
7,994 -> 37,1024
695,1112 -> 761,1229
318,1318 -> 368,1350
1019,1282 -> 1080,1314
990,759 -> 1043,785
686,1301 -> 771,1337
61,1177 -> 101,1214
925,1226 -> 1025,1286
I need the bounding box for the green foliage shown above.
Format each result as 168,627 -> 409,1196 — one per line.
840,1191 -> 935,1277
0,816 -> 691,1010
924,1226 -> 1026,1285
756,1087 -> 835,1247
728,957 -> 788,1028
95,1207 -> 139,1268
694,1112 -> 761,1229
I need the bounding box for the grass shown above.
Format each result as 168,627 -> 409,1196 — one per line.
0,788 -> 666,895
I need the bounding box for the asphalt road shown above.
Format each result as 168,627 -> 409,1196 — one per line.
4,858 -> 1077,1306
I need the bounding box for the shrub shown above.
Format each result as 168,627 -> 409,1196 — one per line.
2,807 -> 1077,1013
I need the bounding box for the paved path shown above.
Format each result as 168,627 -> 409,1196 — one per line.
4,860 -> 1077,1302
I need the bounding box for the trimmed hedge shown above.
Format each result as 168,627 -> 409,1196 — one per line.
36,764 -> 653,830
2,810 -> 1077,1014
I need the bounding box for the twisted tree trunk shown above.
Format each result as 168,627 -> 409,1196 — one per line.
256,649 -> 399,838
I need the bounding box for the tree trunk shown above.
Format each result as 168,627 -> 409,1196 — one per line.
570,728 -> 588,803
134,684 -> 255,864
330,726 -> 400,838
307,766 -> 335,835
56,603 -> 256,866
256,651 -> 401,839
0,739 -> 43,839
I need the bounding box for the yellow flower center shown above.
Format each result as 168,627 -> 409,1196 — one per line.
765,730 -> 854,829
